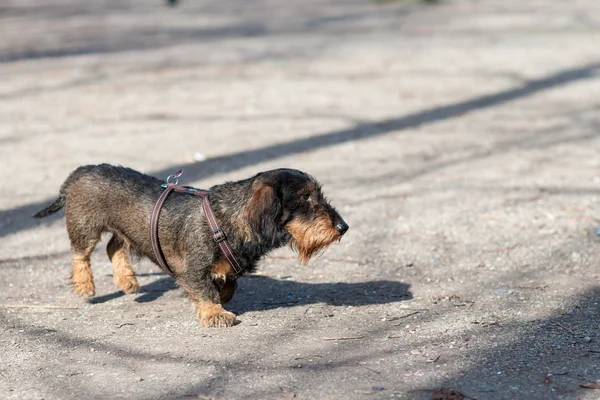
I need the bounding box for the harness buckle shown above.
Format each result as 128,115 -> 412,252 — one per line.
161,169 -> 184,188
213,228 -> 226,243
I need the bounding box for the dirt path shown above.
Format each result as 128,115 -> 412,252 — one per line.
1,0 -> 600,399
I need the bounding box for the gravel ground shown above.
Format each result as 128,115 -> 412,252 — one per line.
1,0 -> 600,399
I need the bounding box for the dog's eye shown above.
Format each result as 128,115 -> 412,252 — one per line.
302,192 -> 311,201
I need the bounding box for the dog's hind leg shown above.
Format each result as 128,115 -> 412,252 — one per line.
66,219 -> 100,300
107,234 -> 139,294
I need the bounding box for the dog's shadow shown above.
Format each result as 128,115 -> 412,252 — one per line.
230,276 -> 412,314
90,274 -> 412,314
90,273 -> 177,304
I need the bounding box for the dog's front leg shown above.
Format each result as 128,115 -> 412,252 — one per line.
182,276 -> 238,328
196,300 -> 238,328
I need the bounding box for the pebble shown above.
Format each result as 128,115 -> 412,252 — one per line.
584,336 -> 592,343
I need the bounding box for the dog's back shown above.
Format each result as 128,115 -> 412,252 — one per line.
34,164 -> 161,218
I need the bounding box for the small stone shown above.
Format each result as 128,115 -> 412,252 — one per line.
372,386 -> 384,391
584,336 -> 592,343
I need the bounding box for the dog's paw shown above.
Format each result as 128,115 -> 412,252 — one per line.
73,282 -> 95,300
199,305 -> 238,328
114,275 -> 140,294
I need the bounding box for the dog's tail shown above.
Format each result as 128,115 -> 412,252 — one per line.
33,165 -> 107,219
33,192 -> 66,218
33,171 -> 79,219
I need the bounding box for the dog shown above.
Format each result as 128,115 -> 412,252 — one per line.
34,164 -> 349,327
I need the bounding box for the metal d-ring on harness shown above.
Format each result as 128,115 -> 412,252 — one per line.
150,169 -> 244,279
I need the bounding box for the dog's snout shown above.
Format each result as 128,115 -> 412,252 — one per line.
335,220 -> 349,235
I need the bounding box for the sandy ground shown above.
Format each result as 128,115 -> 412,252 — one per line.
1,0 -> 600,399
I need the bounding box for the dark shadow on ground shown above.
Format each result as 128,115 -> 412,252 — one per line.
5,61 -> 599,239
422,231 -> 600,399
413,289 -> 600,399
0,24 -> 269,63
0,2 -> 415,64
147,62 -> 600,184
345,127 -> 600,198
229,277 -> 411,314
4,272 -> 599,399
89,274 -> 176,304
90,275 -> 412,312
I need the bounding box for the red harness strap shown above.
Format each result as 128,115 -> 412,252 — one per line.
150,183 -> 244,279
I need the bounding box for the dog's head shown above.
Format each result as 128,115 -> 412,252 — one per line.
245,168 -> 348,263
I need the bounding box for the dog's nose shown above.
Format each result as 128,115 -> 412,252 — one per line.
335,221 -> 349,235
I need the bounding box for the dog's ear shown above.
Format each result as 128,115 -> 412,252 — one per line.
246,182 -> 282,244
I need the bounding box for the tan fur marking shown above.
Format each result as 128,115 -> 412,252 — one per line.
108,241 -> 139,294
234,208 -> 253,242
210,258 -> 232,282
71,253 -> 95,299
245,182 -> 275,235
196,301 -> 237,328
286,214 -> 340,264
210,260 -> 236,303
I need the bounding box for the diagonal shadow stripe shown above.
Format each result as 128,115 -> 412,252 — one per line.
1,62 -> 599,238
145,61 -> 600,182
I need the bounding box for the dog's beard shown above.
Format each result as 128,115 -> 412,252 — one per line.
286,215 -> 341,264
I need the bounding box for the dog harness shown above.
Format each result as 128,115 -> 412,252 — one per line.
150,169 -> 243,279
